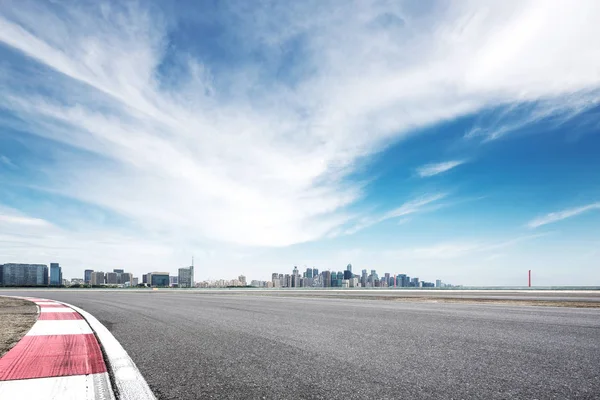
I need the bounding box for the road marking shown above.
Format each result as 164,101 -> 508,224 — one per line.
26,320 -> 93,336
0,333 -> 106,380
0,372 -> 115,400
63,302 -> 158,400
38,312 -> 84,320
39,307 -> 78,313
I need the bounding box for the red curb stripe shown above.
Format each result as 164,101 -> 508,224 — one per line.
0,333 -> 107,380
37,304 -> 69,308
38,312 -> 84,320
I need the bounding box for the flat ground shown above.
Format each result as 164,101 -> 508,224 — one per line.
0,297 -> 37,357
2,290 -> 600,399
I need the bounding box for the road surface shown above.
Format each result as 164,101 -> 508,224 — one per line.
2,290 -> 599,399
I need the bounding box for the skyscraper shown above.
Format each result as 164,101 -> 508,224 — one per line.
1,264 -> 48,286
50,263 -> 62,286
347,263 -> 352,273
84,269 -> 93,284
361,270 -> 368,287
178,266 -> 194,288
91,271 -> 105,285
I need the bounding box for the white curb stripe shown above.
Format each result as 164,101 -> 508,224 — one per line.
39,307 -> 79,313
59,302 -> 157,400
35,301 -> 63,305
26,320 -> 93,336
0,372 -> 115,400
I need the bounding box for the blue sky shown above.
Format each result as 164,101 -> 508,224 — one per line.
0,0 -> 599,285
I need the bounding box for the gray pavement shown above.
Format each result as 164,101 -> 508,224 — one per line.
2,290 -> 600,399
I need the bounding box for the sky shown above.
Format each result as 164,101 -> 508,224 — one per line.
0,0 -> 599,286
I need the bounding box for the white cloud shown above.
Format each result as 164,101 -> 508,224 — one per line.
390,233 -> 549,260
0,0 -> 598,256
0,214 -> 50,227
343,193 -> 447,234
416,160 -> 465,177
528,203 -> 600,229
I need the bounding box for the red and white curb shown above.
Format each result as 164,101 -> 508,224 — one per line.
0,296 -> 156,400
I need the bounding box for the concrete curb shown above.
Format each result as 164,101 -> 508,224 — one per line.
0,296 -> 115,400
59,301 -> 157,400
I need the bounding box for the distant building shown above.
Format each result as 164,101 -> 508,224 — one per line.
347,263 -> 352,273
113,269 -> 124,274
170,276 -> 179,286
238,275 -> 247,286
436,279 -> 442,288
178,266 -> 194,288
150,272 -> 169,287
105,272 -> 118,285
120,272 -> 133,285
1,264 -> 48,286
50,263 -> 62,286
132,277 -> 139,286
91,271 -> 105,285
84,269 -> 93,284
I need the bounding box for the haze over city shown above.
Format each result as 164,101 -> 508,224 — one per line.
1,1 -> 599,286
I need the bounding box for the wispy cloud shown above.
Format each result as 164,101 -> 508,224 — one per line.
528,203 -> 600,229
0,155 -> 17,169
392,233 -> 549,260
344,193 -> 447,234
0,0 -> 598,254
416,160 -> 465,177
0,214 -> 50,227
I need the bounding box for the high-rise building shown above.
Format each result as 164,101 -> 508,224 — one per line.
361,270 -> 368,287
150,272 -> 169,287
91,271 -> 105,285
50,263 -> 62,286
343,270 -> 353,280
178,266 -> 194,288
1,264 -> 48,286
411,277 -> 419,287
322,271 -> 331,288
142,274 -> 148,284
105,272 -> 118,284
84,269 -> 93,284
120,273 -> 133,285
0,264 -> 3,286
347,263 -> 352,273
170,276 -> 179,286
306,268 -> 313,279
436,279 -> 442,288
113,269 -> 124,274
312,268 -> 318,278
238,275 -> 247,286
132,277 -> 139,286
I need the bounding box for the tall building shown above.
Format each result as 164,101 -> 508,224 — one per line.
120,273 -> 133,285
1,264 -> 48,286
306,268 -> 313,279
435,279 -> 442,288
84,269 -> 93,284
91,271 -> 105,285
238,275 -> 247,286
0,264 -> 3,286
178,266 -> 194,288
272,273 -> 281,288
322,271 -> 331,288
105,272 -> 118,284
346,263 -> 352,273
113,269 -> 124,274
50,263 -> 62,286
312,268 -> 318,278
361,270 -> 368,287
170,276 -> 179,286
150,272 -> 169,287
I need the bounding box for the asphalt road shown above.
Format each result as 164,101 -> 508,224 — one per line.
3,290 -> 600,399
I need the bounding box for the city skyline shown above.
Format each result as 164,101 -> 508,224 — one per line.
0,1 -> 599,286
